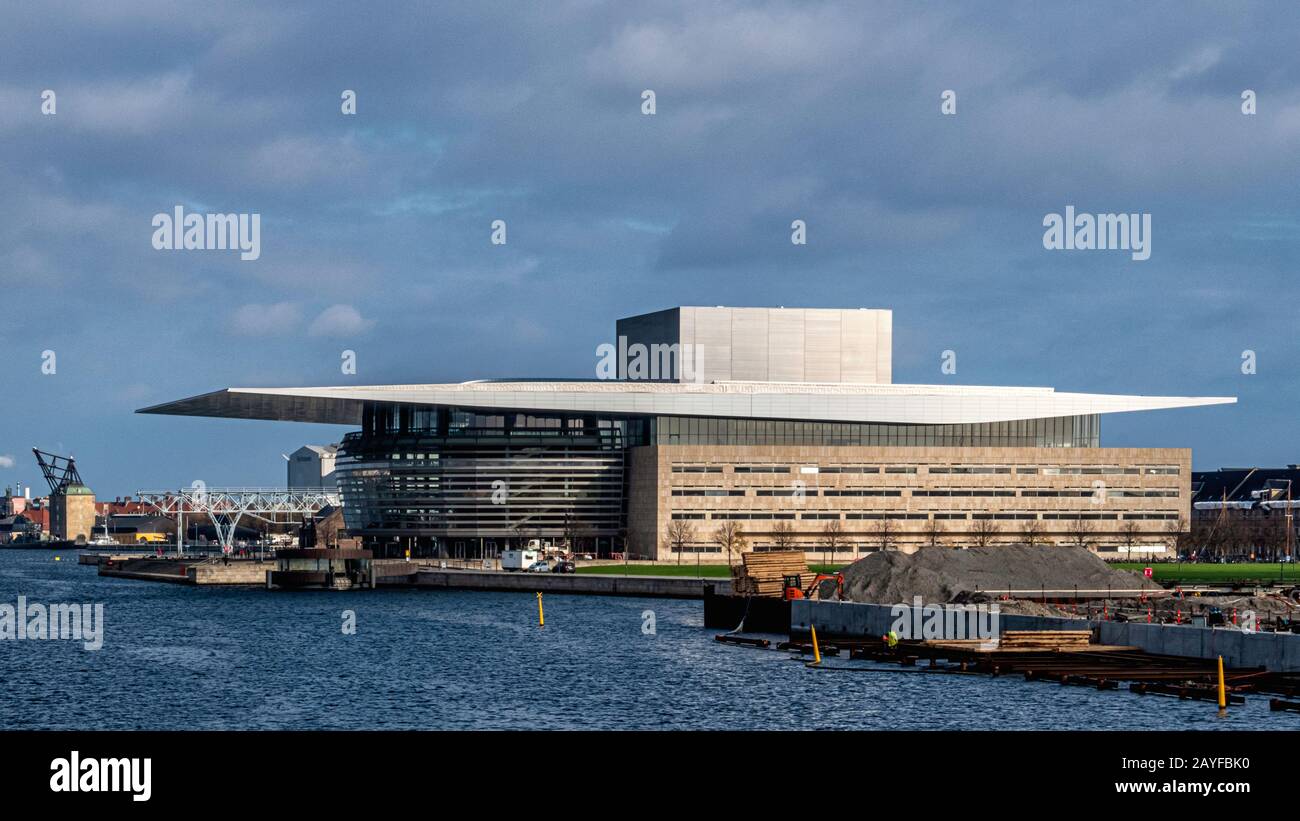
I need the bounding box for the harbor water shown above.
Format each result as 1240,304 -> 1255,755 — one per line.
0,550 -> 1292,730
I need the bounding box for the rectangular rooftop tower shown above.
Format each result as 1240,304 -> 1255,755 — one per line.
614,306 -> 893,384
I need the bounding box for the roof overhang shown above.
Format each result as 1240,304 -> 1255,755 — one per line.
137,381 -> 1237,427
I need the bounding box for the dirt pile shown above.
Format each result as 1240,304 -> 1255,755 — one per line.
839,545 -> 1161,604
1146,593 -> 1299,619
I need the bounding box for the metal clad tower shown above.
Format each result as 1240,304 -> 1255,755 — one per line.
614,306 -> 893,384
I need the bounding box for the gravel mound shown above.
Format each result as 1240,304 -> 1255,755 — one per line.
839,545 -> 1160,604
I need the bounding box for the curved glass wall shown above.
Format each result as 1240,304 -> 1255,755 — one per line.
336,405 -> 639,557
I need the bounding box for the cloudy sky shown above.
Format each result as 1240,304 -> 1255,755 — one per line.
1,1 -> 1297,496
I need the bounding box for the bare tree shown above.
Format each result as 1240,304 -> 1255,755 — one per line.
665,518 -> 696,565
1167,516 -> 1190,557
869,517 -> 896,552
1199,515 -> 1225,559
1259,515 -> 1287,562
921,517 -> 945,549
1225,515 -> 1252,560
770,520 -> 797,552
1119,519 -> 1141,560
1021,517 -> 1045,547
820,519 -> 845,566
969,518 -> 1002,548
561,511 -> 585,555
1065,517 -> 1096,550
712,521 -> 747,566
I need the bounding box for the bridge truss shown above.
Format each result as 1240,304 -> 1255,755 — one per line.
136,488 -> 341,554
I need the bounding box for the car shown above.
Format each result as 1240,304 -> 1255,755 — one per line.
551,560 -> 575,574
527,560 -> 551,573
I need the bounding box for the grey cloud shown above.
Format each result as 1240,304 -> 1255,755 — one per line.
0,0 -> 1297,493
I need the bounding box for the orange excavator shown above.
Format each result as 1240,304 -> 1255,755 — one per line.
783,572 -> 844,601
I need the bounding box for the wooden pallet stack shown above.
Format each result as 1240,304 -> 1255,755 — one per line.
997,630 -> 1093,651
731,551 -> 809,597
922,630 -> 1094,652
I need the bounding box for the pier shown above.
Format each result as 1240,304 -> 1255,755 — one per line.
792,599 -> 1300,673
92,555 -> 273,585
82,553 -> 728,597
379,565 -> 731,599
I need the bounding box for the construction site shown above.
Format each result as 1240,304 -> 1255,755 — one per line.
709,545 -> 1300,715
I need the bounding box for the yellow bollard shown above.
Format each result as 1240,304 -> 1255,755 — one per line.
537,592 -> 544,627
1217,655 -> 1226,711
810,625 -> 822,665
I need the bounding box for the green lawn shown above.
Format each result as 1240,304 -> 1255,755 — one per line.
1112,562 -> 1297,584
577,564 -> 731,577
576,563 -> 846,578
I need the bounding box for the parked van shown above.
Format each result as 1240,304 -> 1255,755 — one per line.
501,549 -> 540,571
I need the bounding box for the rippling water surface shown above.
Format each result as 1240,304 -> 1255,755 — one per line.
0,551 -> 1289,730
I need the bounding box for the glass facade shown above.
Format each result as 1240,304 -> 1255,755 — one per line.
335,403 -> 1103,557
337,405 -> 638,557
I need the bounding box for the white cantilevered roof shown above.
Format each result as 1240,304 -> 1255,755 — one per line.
137,380 -> 1235,426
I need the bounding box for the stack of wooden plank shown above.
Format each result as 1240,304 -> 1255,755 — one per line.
997,630 -> 1093,650
922,630 -> 1095,653
731,551 -> 809,597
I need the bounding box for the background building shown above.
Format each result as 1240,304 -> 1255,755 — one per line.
50,484 -> 95,543
141,307 -> 1234,560
0,513 -> 37,544
1188,466 -> 1300,560
33,449 -> 96,543
288,444 -> 338,490
1,487 -> 33,517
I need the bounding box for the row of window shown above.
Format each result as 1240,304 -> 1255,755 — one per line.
670,511 -> 1181,521
671,541 -> 1168,553
930,466 -> 1181,476
671,488 -> 1179,499
671,463 -> 1181,476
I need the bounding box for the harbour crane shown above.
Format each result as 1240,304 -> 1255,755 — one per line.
32,448 -> 84,493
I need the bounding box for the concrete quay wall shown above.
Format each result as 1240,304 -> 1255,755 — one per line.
791,600 -> 1088,639
792,600 -> 1300,672
384,569 -> 730,599
97,557 -> 272,586
1097,620 -> 1300,673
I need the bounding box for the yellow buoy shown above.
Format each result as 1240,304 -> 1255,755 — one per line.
810,625 -> 822,665
537,591 -> 544,627
1217,655 -> 1227,711
54,556 -> 61,562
